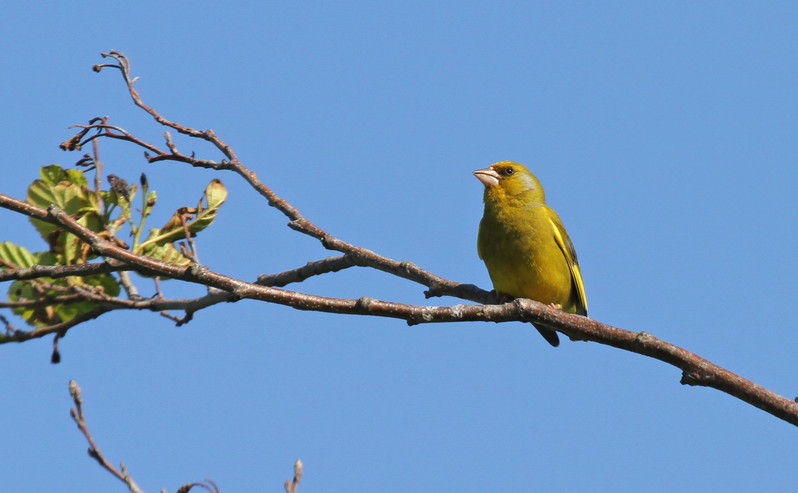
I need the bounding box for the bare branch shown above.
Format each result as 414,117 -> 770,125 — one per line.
69,380 -> 221,493
1,306 -> 111,343
60,116 -> 166,157
0,289 -> 241,343
256,255 -> 357,287
94,51 -> 238,161
176,479 -> 219,493
117,271 -> 141,299
0,314 -> 19,334
68,380 -> 145,493
0,293 -> 87,308
178,212 -> 200,264
0,260 -> 130,282
91,138 -> 103,207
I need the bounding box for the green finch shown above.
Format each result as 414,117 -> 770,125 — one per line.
475,161 -> 587,346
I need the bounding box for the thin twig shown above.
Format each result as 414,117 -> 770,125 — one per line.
0,314 -> 19,334
256,255 -> 357,287
117,271 -> 141,299
0,306 -> 111,343
178,212 -> 200,264
176,479 -> 219,493
92,137 -> 103,205
68,380 -> 144,493
0,259 -> 130,282
0,293 -> 87,308
284,459 -> 303,493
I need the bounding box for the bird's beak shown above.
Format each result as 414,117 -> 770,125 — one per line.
473,167 -> 500,188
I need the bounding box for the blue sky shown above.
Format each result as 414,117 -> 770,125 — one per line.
2,2 -> 797,491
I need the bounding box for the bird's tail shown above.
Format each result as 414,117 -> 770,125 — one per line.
532,323 -> 560,347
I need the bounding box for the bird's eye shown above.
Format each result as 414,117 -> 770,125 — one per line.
502,167 -> 515,176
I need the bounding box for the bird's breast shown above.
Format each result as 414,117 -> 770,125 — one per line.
478,203 -> 573,305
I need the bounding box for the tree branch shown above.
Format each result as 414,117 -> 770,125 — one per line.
5,195 -> 798,425
69,380 -> 220,493
0,305 -> 111,343
68,380 -> 145,493
2,51 -> 797,428
0,260 -> 130,282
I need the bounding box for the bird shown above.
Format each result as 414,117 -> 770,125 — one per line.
474,161 -> 587,346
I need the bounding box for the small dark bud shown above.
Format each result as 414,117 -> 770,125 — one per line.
108,174 -> 131,201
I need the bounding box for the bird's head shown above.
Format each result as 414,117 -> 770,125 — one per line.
473,161 -> 546,204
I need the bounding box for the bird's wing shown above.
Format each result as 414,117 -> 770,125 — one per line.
547,209 -> 588,316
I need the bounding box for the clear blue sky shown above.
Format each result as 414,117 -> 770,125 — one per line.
2,2 -> 797,491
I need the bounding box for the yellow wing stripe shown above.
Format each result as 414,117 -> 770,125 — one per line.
549,217 -> 588,315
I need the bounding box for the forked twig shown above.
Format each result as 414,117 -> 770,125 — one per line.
69,381 -> 221,493
68,380 -> 145,493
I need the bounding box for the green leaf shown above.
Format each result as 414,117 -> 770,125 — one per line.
88,271 -> 121,298
36,251 -> 59,266
186,178 -> 227,234
8,279 -> 53,325
3,166 -> 134,327
39,164 -> 68,186
0,242 -> 37,269
140,242 -> 191,267
25,165 -> 106,263
137,179 -> 226,253
64,168 -> 89,187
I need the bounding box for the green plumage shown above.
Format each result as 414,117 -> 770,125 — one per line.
474,162 -> 587,346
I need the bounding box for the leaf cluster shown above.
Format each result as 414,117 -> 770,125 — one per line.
0,165 -> 226,327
